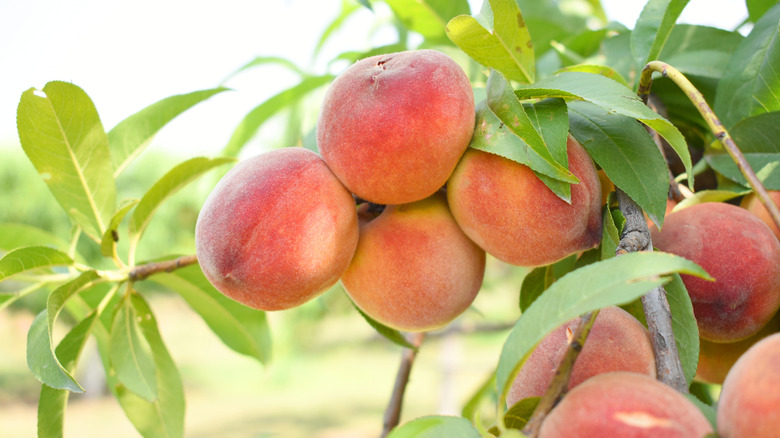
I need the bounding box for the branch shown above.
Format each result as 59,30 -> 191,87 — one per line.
382,332 -> 426,437
638,61 -> 780,233
522,310 -> 599,437
616,189 -> 688,393
128,254 -> 199,282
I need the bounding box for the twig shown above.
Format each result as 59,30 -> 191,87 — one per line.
616,189 -> 688,393
381,332 -> 426,437
521,310 -> 600,437
638,61 -> 780,232
128,254 -> 199,281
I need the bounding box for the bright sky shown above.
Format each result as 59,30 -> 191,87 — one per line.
0,0 -> 748,159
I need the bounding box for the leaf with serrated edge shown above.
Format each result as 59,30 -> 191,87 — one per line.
27,270 -> 101,392
128,157 -> 235,249
514,71 -> 693,189
630,0 -> 690,71
446,0 -> 535,83
16,82 -> 116,238
0,246 -> 73,282
110,294 -> 158,401
495,252 -> 712,405
150,264 -> 271,363
37,311 -> 98,437
568,100 -> 669,228
108,87 -> 229,177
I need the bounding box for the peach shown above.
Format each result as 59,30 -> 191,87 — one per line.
341,191 -> 485,332
538,372 -> 714,437
446,136 -> 602,267
195,147 -> 359,311
651,202 -> 780,342
741,190 -> 780,240
696,311 -> 780,384
717,332 -> 780,437
316,49 -> 475,205
506,306 -> 655,407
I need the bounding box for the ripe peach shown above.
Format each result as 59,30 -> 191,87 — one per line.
446,136 -> 602,267
341,191 -> 486,332
741,190 -> 780,240
696,311 -> 780,384
317,49 -> 475,205
651,202 -> 780,342
539,372 -> 714,438
195,148 -> 359,311
717,332 -> 780,437
506,306 -> 655,407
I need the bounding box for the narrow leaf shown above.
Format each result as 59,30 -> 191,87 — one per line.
222,75 -> 334,157
446,0 -> 535,83
100,199 -> 140,257
385,0 -> 470,42
16,81 -> 116,238
110,293 -> 159,401
354,303 -> 416,350
108,87 -> 229,176
0,223 -> 70,252
630,0 -> 690,70
128,157 -> 235,245
495,252 -> 712,403
27,270 -> 101,392
665,273 -> 700,385
567,100 -> 669,227
747,0 -> 778,22
713,4 -> 780,128
0,246 -> 73,281
314,1 -> 362,58
387,415 -> 482,438
221,57 -> 305,85
513,71 -> 694,188
658,25 -> 744,79
37,311 -> 98,437
150,263 -> 272,363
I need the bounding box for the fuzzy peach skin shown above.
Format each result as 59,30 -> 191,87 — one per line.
651,202 -> 780,342
316,49 -> 475,205
717,332 -> 780,437
506,306 -> 655,407
539,372 -> 714,438
195,148 -> 359,311
341,191 -> 486,332
696,311 -> 780,384
741,190 -> 780,240
447,136 -> 602,267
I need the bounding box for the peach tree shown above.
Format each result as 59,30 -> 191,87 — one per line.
3,0 -> 780,436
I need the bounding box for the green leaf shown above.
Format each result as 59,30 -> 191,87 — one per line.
658,25 -> 744,78
504,397 -> 540,431
685,393 -> 718,430
37,311 -> 98,437
110,293 -> 159,401
514,71 -> 694,189
706,111 -> 780,189
222,57 -> 305,85
387,415 -> 482,437
665,273 -> 699,386
555,64 -> 629,87
128,157 -> 235,248
108,87 -> 229,177
115,293 -> 185,438
519,266 -> 547,312
353,303 -> 416,350
385,0 -> 470,42
495,252 -> 712,403
747,0 -> 778,22
515,0 -> 589,56
446,0 -> 535,83
674,189 -> 748,211
314,1 -> 362,58
461,372 -> 495,421
16,81 -> 116,238
222,74 -> 334,157
0,223 -> 70,252
567,100 -> 669,228
713,4 -> 780,128
0,246 -> 73,281
630,0 -> 690,70
100,199 -> 140,257
600,205 -> 621,261
524,97 -> 572,201
486,72 -> 575,183
27,270 -> 101,392
150,263 -> 272,364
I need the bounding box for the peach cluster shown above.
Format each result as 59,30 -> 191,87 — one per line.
195,49 -> 606,332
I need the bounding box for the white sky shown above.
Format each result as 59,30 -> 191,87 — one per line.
0,0 -> 749,159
